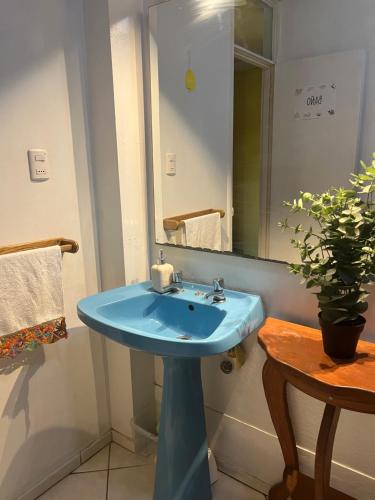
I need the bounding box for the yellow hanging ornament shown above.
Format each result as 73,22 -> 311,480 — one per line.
185,68 -> 196,92
184,47 -> 196,92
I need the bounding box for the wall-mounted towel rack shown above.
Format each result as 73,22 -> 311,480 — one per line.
0,238 -> 79,256
163,209 -> 225,231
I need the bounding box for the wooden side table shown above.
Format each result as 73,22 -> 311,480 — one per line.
258,317 -> 375,500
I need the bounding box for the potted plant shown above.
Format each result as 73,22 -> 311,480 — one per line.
279,156 -> 375,359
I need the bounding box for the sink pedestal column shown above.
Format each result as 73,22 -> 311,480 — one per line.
154,357 -> 212,500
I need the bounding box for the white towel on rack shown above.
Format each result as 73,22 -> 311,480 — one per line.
0,246 -> 64,337
182,212 -> 222,251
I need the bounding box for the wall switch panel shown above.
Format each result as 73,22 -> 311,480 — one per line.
28,149 -> 49,181
166,153 -> 176,175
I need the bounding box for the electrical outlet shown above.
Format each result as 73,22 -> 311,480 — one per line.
28,149 -> 49,181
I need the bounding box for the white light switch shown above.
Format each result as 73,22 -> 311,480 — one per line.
28,149 -> 49,181
166,153 -> 176,176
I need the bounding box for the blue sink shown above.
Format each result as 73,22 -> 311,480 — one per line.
77,281 -> 264,500
77,281 -> 264,357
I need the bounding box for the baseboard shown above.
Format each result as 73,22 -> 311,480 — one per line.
80,430 -> 112,463
17,453 -> 81,500
17,431 -> 111,500
111,428 -> 136,453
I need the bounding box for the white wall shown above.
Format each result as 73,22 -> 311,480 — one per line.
268,0 -> 375,262
277,0 -> 375,162
150,0 -> 233,249
108,0 -> 155,442
109,0 -> 150,286
83,0 -> 135,444
0,1 -> 110,499
84,0 -> 155,446
151,1 -> 375,497
269,49 -> 365,261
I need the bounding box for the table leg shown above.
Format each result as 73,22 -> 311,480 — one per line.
315,404 -> 341,500
263,360 -> 299,499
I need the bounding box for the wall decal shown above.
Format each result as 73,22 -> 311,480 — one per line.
294,83 -> 336,120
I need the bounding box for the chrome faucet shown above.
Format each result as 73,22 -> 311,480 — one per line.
205,278 -> 226,303
164,271 -> 184,294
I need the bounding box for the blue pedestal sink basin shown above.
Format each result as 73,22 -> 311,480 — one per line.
78,281 -> 264,500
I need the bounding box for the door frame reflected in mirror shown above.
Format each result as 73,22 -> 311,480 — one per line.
233,44 -> 274,259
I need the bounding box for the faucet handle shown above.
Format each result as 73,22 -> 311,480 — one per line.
213,278 -> 224,292
172,271 -> 183,284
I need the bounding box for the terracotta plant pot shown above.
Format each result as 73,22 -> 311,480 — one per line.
319,313 -> 366,360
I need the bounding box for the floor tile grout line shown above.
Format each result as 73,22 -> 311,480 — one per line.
110,441 -> 266,497
80,442 -> 265,497
72,469 -> 110,475
109,464 -> 153,472
72,463 -> 152,475
105,442 -> 111,500
35,440 -> 266,499
72,468 -> 109,474
217,469 -> 268,498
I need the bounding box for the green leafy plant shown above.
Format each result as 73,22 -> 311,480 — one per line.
279,156 -> 375,324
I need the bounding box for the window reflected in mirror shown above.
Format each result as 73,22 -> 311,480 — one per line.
235,0 -> 273,59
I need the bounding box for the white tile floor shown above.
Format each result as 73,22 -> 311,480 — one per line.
38,443 -> 266,500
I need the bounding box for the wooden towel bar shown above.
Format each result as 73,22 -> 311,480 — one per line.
0,238 -> 79,256
163,209 -> 225,231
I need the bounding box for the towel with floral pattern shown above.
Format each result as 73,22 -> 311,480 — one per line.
0,317 -> 68,359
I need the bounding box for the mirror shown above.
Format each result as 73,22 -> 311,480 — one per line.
148,0 -> 371,262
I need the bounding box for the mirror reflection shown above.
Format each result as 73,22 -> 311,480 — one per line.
149,0 -> 371,262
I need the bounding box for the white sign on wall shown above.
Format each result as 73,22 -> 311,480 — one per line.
294,83 -> 336,120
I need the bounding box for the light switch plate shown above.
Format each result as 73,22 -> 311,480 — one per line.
166,153 -> 176,176
28,149 -> 49,181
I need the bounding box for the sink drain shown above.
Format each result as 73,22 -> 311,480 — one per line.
177,335 -> 192,341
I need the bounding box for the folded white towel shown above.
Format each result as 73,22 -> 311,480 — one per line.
0,246 -> 65,337
182,212 -> 222,251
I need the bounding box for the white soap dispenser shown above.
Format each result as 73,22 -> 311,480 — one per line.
151,250 -> 174,293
